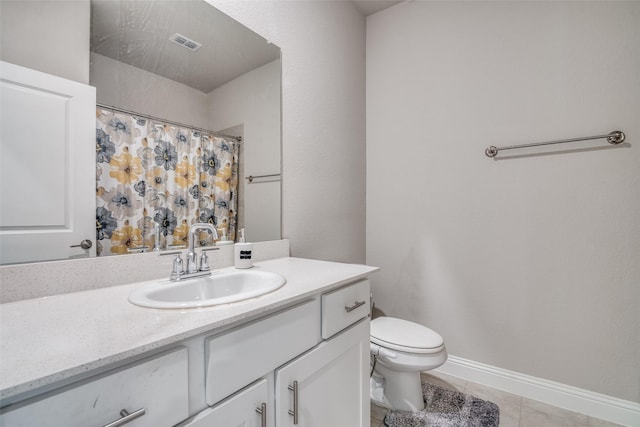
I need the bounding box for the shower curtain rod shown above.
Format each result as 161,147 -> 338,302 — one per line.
96,103 -> 242,142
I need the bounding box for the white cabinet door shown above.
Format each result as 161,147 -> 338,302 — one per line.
180,379 -> 269,427
0,61 -> 96,264
275,319 -> 370,427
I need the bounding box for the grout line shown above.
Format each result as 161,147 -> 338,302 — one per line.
518,395 -> 523,427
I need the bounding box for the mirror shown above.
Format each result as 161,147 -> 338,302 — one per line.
0,0 -> 281,265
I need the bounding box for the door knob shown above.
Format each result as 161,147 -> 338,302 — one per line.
70,239 -> 93,249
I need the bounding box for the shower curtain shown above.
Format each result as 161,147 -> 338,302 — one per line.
95,108 -> 239,256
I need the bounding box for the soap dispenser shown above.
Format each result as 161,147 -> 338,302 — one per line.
234,228 -> 253,269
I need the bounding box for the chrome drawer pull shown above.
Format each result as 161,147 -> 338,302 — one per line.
288,380 -> 299,425
102,408 -> 146,427
255,402 -> 267,427
345,300 -> 366,312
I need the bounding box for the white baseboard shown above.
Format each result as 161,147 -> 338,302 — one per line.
435,355 -> 640,427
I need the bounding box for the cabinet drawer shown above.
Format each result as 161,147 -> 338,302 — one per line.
205,299 -> 320,406
0,347 -> 189,427
179,379 -> 268,427
321,279 -> 370,339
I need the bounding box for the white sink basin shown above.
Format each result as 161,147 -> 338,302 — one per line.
128,270 -> 286,309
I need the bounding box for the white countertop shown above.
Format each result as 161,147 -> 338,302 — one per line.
0,257 -> 378,403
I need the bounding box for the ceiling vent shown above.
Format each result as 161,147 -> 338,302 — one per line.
169,33 -> 202,52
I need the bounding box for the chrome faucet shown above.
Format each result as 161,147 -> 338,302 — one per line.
186,223 -> 219,274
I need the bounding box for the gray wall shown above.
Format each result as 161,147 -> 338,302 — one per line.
0,0 -> 90,83
209,60 -> 282,243
366,1 -> 640,403
90,52 -> 211,129
210,0 -> 367,264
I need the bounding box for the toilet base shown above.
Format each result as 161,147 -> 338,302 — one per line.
372,363 -> 425,411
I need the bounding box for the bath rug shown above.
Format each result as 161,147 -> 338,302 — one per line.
383,382 -> 500,427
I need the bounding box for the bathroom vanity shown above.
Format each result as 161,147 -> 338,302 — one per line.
0,257 -> 378,427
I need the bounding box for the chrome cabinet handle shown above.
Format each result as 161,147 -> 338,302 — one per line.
102,408 -> 146,427
345,300 -> 366,312
255,402 -> 267,427
288,380 -> 299,425
70,239 -> 92,249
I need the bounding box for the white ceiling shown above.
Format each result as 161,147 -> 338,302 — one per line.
90,0 -> 280,94
352,0 -> 404,16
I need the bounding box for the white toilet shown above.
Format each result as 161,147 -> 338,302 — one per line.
370,316 -> 447,411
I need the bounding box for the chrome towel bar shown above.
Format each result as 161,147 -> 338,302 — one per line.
485,130 -> 625,158
246,173 -> 281,183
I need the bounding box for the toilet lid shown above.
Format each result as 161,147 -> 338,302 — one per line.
371,317 -> 444,353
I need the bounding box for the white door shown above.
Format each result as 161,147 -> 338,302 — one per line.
180,379 -> 270,427
0,61 -> 96,264
275,319 -> 370,427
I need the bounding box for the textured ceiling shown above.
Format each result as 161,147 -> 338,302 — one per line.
90,0 -> 280,93
90,0 -> 402,93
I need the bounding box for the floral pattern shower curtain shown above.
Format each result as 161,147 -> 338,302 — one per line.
95,108 -> 238,256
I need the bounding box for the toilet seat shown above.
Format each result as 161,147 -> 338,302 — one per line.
371,317 -> 444,354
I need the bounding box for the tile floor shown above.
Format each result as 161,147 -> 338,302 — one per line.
370,371 -> 624,427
